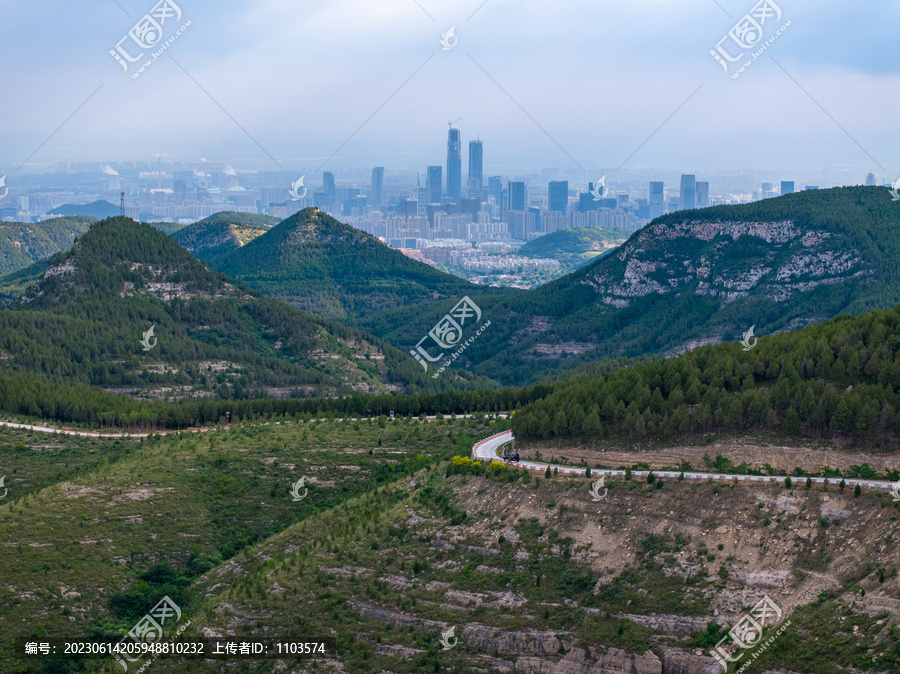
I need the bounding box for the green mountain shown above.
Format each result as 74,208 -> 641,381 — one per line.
45,200 -> 120,219
211,207 -> 507,321
517,224 -> 632,271
171,210 -> 280,261
365,186 -> 900,385
0,217 -> 482,411
513,302 -> 900,446
0,216 -> 95,276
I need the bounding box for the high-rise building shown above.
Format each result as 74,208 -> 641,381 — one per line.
447,127 -> 462,205
680,174 -> 695,210
761,182 -> 774,199
865,171 -> 877,186
508,181 -> 526,212
649,181 -> 664,219
548,181 -> 568,216
467,140 -> 483,199
487,176 -> 502,205
780,181 -> 794,195
695,181 -> 709,208
371,167 -> 384,207
323,172 -> 335,199
426,166 -> 442,205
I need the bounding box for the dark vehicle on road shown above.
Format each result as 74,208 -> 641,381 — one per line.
503,451 -> 520,462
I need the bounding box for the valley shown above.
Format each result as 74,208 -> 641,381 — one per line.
0,188 -> 898,673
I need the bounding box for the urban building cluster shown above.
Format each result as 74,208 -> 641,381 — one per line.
3,128 -> 884,265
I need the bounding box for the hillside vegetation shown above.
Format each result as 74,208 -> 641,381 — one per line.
170,211 -> 279,261
0,217 -> 475,415
211,207 -> 508,321
0,216 -> 95,276
517,225 -> 631,271
512,303 -> 900,447
365,187 -> 900,385
1,418 -> 897,673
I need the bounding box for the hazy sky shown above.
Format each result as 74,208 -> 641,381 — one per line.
1,0 -> 898,180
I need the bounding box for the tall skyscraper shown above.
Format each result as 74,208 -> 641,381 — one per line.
548,181 -> 568,215
649,181 -> 664,219
865,171 -> 877,186
323,172 -> 335,200
680,174 -> 695,211
488,176 -> 502,205
426,166 -> 442,205
467,140 -> 483,199
695,181 -> 709,208
508,181 -> 526,212
781,181 -> 794,195
761,182 -> 774,199
370,167 -> 384,207
447,127 -> 462,205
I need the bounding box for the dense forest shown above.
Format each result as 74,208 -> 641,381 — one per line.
0,215 -> 95,276
512,303 -> 900,447
211,207 -> 509,321
362,186 -> 900,385
0,368 -> 545,429
0,218 -> 496,408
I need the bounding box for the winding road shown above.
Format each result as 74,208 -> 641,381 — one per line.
472,430 -> 899,495
3,419 -> 896,496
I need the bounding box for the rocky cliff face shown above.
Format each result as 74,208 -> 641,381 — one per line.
583,219 -> 872,309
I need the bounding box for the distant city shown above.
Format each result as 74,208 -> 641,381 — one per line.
1,124 -> 892,288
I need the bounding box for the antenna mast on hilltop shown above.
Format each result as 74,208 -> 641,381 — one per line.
120,192 -> 125,216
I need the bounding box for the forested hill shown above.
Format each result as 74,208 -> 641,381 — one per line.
0,216 -> 96,276
516,225 -> 631,271
512,303 -> 900,447
170,211 -> 280,262
210,207 -> 510,321
364,186 -> 900,386
0,217 -> 494,408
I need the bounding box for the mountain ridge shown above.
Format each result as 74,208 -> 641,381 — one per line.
210,207 -> 511,321
0,217 -> 494,407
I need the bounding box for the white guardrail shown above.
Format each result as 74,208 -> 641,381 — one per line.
472,430 -> 897,494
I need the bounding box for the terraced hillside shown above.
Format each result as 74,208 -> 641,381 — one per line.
2,416 -> 897,673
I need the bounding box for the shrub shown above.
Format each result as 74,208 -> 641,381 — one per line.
785,477 -> 792,489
